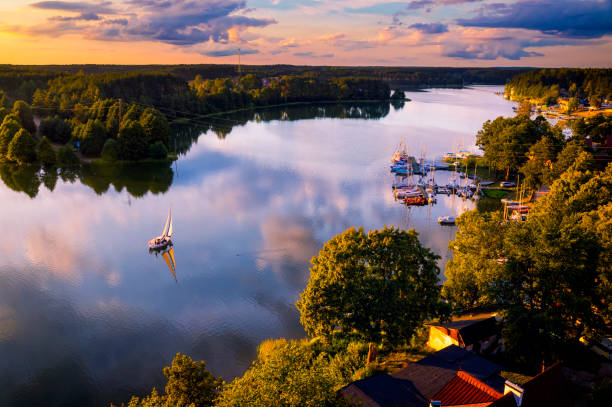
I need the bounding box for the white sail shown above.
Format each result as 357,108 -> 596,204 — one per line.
161,208 -> 171,237
167,215 -> 173,237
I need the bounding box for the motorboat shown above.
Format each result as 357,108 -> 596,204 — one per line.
438,216 -> 456,225
148,208 -> 173,250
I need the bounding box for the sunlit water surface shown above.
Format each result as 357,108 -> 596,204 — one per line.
0,86 -> 515,406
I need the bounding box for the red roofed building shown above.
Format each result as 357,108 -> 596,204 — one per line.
431,370 -> 503,406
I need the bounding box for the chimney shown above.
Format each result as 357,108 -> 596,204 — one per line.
504,380 -> 524,406
429,402 -> 442,407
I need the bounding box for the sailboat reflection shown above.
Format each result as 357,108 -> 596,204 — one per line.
151,245 -> 177,282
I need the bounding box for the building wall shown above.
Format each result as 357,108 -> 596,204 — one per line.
428,326 -> 459,351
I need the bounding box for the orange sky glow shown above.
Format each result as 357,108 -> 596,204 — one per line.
0,0 -> 610,66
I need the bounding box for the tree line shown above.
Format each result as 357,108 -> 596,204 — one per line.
505,68 -> 612,105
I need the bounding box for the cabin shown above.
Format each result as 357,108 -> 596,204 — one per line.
340,345 -> 506,407
426,314 -> 500,355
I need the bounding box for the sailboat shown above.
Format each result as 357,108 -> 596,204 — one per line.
148,208 -> 173,250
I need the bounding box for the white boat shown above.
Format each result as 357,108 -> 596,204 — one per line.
148,208 -> 173,250
438,216 -> 456,225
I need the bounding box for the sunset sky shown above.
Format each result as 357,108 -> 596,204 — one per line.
0,0 -> 611,66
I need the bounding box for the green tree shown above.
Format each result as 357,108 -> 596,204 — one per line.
140,107 -> 171,148
127,353 -> 222,407
476,115 -> 554,180
550,140 -> 594,180
296,226 -> 442,346
0,118 -> 22,157
77,119 -> 107,157
12,100 -> 36,134
7,128 -> 37,164
56,145 -> 80,168
163,353 -> 223,407
216,339 -> 356,407
519,136 -> 557,190
239,74 -> 260,91
101,138 -> 118,161
117,120 -> 148,160
122,104 -> 144,124
37,136 -> 56,167
40,116 -> 73,144
127,388 -> 167,407
443,210 -> 507,311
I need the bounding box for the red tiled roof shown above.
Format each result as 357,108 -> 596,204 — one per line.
432,370 -> 503,406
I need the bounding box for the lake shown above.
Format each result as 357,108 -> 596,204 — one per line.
0,86 -> 515,406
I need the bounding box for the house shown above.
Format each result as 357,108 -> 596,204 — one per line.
489,363 -> 572,407
340,345 -> 506,407
340,345 -> 572,407
427,314 -> 500,355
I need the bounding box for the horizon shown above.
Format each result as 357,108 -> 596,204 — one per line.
0,1 -> 611,67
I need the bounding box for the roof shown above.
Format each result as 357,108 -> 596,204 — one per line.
488,393 -> 518,407
488,363 -> 573,407
433,371 -> 502,406
430,316 -> 498,346
520,363 -> 572,407
340,345 -> 503,407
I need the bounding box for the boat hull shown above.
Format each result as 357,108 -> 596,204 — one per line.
148,237 -> 172,250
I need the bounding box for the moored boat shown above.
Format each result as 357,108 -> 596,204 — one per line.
438,216 -> 456,225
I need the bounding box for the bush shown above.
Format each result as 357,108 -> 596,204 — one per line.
101,138 -> 118,161
57,145 -> 80,168
12,100 -> 36,134
148,141 -> 168,159
37,136 -> 56,166
40,116 -> 73,144
7,128 -> 37,164
117,120 -> 148,161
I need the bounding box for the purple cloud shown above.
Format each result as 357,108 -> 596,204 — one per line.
201,48 -> 259,57
457,0 -> 612,38
409,23 -> 448,34
49,12 -> 101,22
24,0 -> 275,48
31,1 -> 116,14
407,0 -> 434,9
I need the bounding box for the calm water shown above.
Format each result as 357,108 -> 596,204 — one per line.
0,86 -> 515,406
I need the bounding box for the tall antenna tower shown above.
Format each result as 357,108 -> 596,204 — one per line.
238,48 -> 241,76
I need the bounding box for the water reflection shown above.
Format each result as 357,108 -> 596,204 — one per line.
0,160 -> 174,199
151,246 -> 177,282
0,86 -> 515,406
